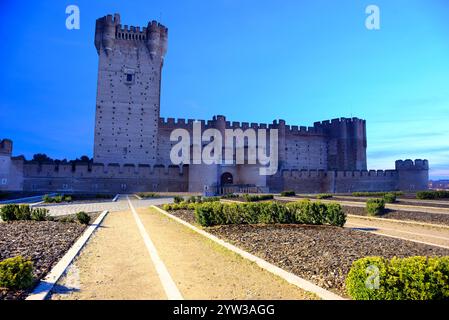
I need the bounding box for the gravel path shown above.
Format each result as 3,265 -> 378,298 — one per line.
0,221 -> 86,300
165,209 -> 449,297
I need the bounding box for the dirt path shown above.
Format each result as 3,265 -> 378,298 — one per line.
345,216 -> 449,249
136,206 -> 314,300
50,203 -> 315,300
50,210 -> 166,300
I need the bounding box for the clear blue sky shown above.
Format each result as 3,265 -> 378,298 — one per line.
0,0 -> 448,179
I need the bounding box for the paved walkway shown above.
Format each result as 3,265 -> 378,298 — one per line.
50,199 -> 314,300
35,196 -> 173,217
345,216 -> 449,249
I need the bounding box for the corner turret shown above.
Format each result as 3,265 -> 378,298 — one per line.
395,159 -> 429,191
95,13 -> 121,55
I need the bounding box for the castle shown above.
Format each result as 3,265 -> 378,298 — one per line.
0,14 -> 429,194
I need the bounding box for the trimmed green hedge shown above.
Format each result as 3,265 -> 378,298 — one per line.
221,193 -> 239,199
137,192 -> 159,199
242,194 -> 274,202
346,256 -> 449,300
0,256 -> 34,289
316,194 -> 333,199
193,200 -> 346,227
0,205 -> 51,222
173,196 -> 184,204
43,194 -> 72,203
366,199 -> 385,216
352,191 -> 404,197
416,190 -> 449,200
280,191 -> 296,197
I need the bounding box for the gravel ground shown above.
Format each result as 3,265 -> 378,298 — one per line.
0,221 -> 87,300
165,209 -> 449,297
343,206 -> 449,226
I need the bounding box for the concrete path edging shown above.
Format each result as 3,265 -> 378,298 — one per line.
112,194 -> 120,202
134,194 -> 143,200
26,210 -> 109,300
151,205 -> 345,300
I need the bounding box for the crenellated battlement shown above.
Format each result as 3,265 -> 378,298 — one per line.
395,159 -> 429,170
22,161 -> 187,178
95,13 -> 168,58
158,116 -> 325,135
278,168 -> 398,178
0,139 -> 13,155
313,117 -> 366,128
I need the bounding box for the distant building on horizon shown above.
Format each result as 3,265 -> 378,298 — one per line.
429,180 -> 449,190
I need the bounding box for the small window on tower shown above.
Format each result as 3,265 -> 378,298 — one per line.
126,74 -> 133,82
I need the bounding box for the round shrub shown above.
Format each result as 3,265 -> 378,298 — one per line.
383,193 -> 396,203
346,256 -> 449,300
76,211 -> 91,225
366,199 -> 385,216
280,191 -> 296,197
0,256 -> 34,289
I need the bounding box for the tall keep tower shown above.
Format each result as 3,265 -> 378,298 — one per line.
93,14 -> 168,165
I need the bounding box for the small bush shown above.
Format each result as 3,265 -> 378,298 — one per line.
366,199 -> 385,216
76,211 -> 91,225
59,216 -> 75,223
173,196 -> 184,204
317,194 -> 333,199
0,256 -> 34,289
353,191 -> 403,197
346,256 -> 449,300
416,190 -> 449,200
383,193 -> 397,203
15,205 -> 32,220
221,194 -> 238,199
280,191 -> 296,197
31,208 -> 50,221
242,194 -> 274,202
63,195 -> 72,202
137,192 -> 158,199
53,195 -> 63,203
43,194 -> 52,203
0,204 -> 18,222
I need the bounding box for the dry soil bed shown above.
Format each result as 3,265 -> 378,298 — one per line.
0,221 -> 86,300
166,209 -> 449,297
343,206 -> 449,226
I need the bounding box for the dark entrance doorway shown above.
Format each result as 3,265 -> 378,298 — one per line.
221,172 -> 233,185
